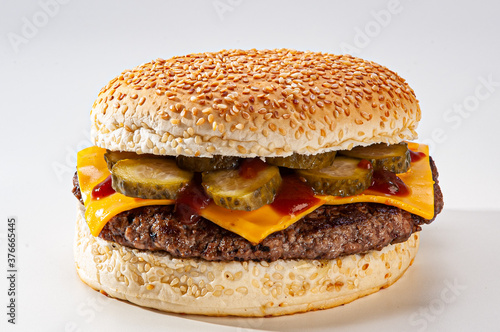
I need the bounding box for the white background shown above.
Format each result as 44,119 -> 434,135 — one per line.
1,0 -> 499,331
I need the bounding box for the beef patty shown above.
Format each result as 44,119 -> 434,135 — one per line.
72,158 -> 443,262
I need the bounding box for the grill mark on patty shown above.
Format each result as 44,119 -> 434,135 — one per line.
72,158 -> 443,262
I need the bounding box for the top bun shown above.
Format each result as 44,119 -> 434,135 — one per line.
91,49 -> 420,157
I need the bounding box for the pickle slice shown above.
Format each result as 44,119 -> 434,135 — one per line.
266,151 -> 337,169
202,165 -> 282,211
176,155 -> 240,172
111,158 -> 193,199
296,156 -> 373,197
339,142 -> 410,173
104,150 -> 163,170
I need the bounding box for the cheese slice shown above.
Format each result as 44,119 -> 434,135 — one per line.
77,143 -> 435,243
200,197 -> 327,244
76,146 -> 174,236
322,142 -> 434,220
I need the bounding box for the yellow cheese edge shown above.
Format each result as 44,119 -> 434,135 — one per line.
76,146 -> 174,236
202,142 -> 434,243
321,142 -> 435,220
200,197 -> 327,244
77,143 -> 435,243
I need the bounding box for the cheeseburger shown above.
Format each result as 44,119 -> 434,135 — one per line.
73,49 -> 443,316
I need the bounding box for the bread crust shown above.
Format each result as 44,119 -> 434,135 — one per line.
74,204 -> 419,317
91,49 -> 420,157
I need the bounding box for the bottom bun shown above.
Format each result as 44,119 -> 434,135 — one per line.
74,204 -> 419,317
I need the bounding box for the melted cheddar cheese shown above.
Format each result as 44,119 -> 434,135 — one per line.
76,146 -> 174,236
77,142 -> 434,243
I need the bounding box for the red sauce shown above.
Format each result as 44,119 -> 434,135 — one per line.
175,178 -> 212,224
271,175 -> 321,216
91,175 -> 115,200
369,170 -> 410,196
357,159 -> 373,170
239,158 -> 269,179
410,150 -> 426,162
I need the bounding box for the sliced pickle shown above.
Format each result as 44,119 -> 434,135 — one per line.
339,142 -> 410,173
296,156 -> 373,197
266,151 -> 337,169
176,155 -> 240,172
202,165 -> 282,211
111,158 -> 193,199
104,150 -> 163,170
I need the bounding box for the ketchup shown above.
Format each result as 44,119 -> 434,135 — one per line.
357,159 -> 373,170
409,150 -> 426,162
91,175 -> 115,200
271,175 -> 321,216
369,170 -> 410,196
175,177 -> 212,224
239,158 -> 269,179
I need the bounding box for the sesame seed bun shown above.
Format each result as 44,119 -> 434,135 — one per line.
74,204 -> 419,316
90,49 -> 420,157
79,50 -> 426,317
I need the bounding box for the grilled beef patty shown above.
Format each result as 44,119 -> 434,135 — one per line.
73,158 -> 443,262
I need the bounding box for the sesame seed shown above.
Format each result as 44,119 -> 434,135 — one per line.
236,287 -> 248,295
361,111 -> 373,121
217,123 -> 225,133
237,145 -> 247,154
272,272 -> 283,280
94,50 -> 419,157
